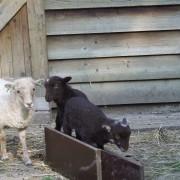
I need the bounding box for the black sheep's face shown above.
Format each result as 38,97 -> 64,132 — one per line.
111,118 -> 131,152
44,76 -> 72,102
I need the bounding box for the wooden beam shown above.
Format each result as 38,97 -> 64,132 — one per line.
44,0 -> 180,10
27,0 -> 48,80
52,79 -> 180,106
21,5 -> 32,77
10,8 -> 26,77
0,0 -> 26,31
46,6 -> 180,35
27,0 -> 48,97
49,55 -> 180,83
47,31 -> 180,60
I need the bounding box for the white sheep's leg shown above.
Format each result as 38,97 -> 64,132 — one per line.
0,128 -> 8,160
18,129 -> 32,165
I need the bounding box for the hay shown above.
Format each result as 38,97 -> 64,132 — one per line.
128,128 -> 180,179
2,125 -> 180,179
2,125 -> 69,180
104,127 -> 180,179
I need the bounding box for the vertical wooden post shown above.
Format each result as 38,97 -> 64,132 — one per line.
27,0 -> 48,80
27,0 -> 48,101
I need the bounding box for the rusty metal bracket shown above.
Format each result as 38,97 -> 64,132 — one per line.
45,127 -> 144,180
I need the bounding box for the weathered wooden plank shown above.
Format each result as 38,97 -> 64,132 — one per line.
0,0 -> 26,31
49,55 -> 180,83
27,0 -> 48,97
45,127 -> 102,180
46,6 -> 180,35
10,9 -> 26,77
21,5 -> 32,77
101,151 -> 144,180
0,24 -> 13,78
27,0 -> 48,80
51,79 -> 180,106
47,31 -> 180,60
45,127 -> 144,180
45,0 -> 180,10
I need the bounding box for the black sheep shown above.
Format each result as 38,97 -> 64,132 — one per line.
44,76 -> 88,131
63,97 -> 131,151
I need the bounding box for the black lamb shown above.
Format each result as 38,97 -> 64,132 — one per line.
44,76 -> 88,131
63,97 -> 131,151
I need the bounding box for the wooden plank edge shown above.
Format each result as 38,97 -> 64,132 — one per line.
0,0 -> 26,31
48,55 -> 180,83
45,6 -> 180,35
50,79 -> 180,106
44,0 -> 180,10
27,0 -> 48,80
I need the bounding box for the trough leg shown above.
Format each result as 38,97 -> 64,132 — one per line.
0,128 -> 8,160
18,128 -> 32,165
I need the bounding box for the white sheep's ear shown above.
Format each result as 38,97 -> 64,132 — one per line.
4,83 -> 15,92
102,125 -> 111,133
35,79 -> 45,87
63,76 -> 72,84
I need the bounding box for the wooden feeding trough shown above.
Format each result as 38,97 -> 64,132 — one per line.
45,127 -> 144,180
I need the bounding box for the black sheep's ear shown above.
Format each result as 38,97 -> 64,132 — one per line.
120,118 -> 128,127
122,118 -> 127,125
63,76 -> 72,84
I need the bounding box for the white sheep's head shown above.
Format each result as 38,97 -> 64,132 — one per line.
4,78 -> 44,109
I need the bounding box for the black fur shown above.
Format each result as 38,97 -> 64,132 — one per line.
44,76 -> 88,131
63,97 -> 131,151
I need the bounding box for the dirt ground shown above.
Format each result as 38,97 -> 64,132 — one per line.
0,108 -> 180,180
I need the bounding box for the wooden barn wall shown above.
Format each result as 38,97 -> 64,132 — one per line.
45,0 -> 180,106
0,0 -> 49,111
0,5 -> 31,78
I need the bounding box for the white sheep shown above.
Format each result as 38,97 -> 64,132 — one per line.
0,77 -> 43,165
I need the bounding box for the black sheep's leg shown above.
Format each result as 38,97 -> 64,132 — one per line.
63,126 -> 72,136
96,144 -> 104,150
93,129 -> 109,150
75,130 -> 82,140
80,129 -> 93,146
82,137 -> 93,146
93,135 -> 104,149
62,117 -> 72,136
55,112 -> 61,131
55,109 -> 63,131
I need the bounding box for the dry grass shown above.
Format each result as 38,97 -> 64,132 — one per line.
0,125 -> 68,180
0,125 -> 180,180
104,127 -> 180,180
127,128 -> 180,180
